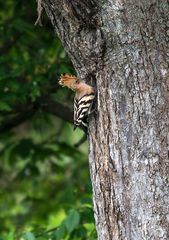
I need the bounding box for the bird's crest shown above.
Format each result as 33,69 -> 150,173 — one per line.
59,74 -> 79,88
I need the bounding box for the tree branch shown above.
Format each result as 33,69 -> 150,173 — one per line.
35,0 -> 43,26
0,98 -> 73,135
39,96 -> 73,123
0,107 -> 37,135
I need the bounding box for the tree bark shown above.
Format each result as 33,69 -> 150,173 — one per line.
43,0 -> 169,239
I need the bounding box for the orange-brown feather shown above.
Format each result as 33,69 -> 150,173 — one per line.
59,73 -> 94,97
59,74 -> 79,90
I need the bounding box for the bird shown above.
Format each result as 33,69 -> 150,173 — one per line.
59,74 -> 95,132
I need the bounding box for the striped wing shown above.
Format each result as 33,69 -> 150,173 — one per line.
74,93 -> 95,129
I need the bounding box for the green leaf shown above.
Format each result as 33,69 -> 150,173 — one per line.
3,232 -> 14,240
23,232 -> 36,240
0,101 -> 12,111
13,19 -> 33,32
11,138 -> 34,159
65,210 -> 80,234
52,225 -> 66,240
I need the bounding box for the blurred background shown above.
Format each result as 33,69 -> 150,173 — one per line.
0,1 -> 96,239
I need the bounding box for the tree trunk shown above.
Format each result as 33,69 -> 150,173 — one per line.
43,0 -> 169,239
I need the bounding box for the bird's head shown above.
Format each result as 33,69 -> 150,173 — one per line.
59,74 -> 80,91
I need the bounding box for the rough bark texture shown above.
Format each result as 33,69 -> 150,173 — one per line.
43,0 -> 169,239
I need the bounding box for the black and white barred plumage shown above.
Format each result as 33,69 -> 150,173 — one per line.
74,93 -> 95,130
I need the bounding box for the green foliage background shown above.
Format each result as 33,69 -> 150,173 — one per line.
0,1 -> 96,239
